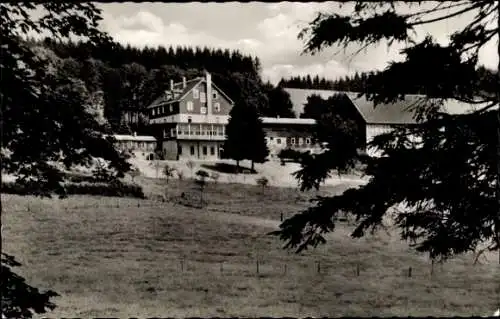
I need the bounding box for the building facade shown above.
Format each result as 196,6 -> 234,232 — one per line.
261,117 -> 319,158
148,72 -> 234,161
112,133 -> 157,160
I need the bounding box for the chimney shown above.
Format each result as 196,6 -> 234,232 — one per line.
206,71 -> 212,115
182,76 -> 187,89
170,79 -> 174,91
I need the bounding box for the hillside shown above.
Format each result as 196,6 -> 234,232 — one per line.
28,39 -> 297,136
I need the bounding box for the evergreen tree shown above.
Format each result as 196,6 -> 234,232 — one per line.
223,103 -> 248,170
274,1 -> 500,264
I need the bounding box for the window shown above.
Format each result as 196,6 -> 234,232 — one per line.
169,105 -> 173,112
193,88 -> 199,99
202,146 -> 207,155
298,137 -> 303,145
214,102 -> 220,112
291,138 -> 295,145
188,117 -> 192,123
305,138 -> 311,145
171,128 -> 176,136
210,147 -> 215,155
200,106 -> 207,114
163,129 -> 167,138
213,91 -> 218,99
270,137 -> 274,140
277,138 -> 281,144
152,108 -> 156,116
200,92 -> 206,103
190,146 -> 195,156
187,101 -> 194,112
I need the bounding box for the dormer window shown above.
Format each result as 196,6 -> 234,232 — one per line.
213,91 -> 218,99
214,102 -> 220,112
187,101 -> 194,112
193,88 -> 199,99
200,92 -> 206,103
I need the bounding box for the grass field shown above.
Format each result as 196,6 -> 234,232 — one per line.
2,177 -> 499,317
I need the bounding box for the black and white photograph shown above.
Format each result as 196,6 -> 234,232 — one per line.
1,1 -> 500,317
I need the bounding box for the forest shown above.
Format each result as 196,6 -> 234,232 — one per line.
26,38 -> 296,134
278,67 -> 497,97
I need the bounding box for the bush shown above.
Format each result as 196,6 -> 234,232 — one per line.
2,180 -> 145,199
256,176 -> 269,189
278,148 -> 307,163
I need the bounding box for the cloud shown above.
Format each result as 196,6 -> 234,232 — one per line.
99,3 -> 498,87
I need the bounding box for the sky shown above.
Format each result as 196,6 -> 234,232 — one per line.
96,2 -> 498,85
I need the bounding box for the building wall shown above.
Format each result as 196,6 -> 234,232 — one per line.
263,125 -> 318,158
177,140 -> 224,161
162,140 -> 178,160
178,82 -> 233,116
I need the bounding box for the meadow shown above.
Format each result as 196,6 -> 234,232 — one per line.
2,176 -> 499,317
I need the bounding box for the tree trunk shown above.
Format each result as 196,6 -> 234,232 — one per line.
497,2 -> 500,265
236,160 -> 240,171
251,160 -> 254,171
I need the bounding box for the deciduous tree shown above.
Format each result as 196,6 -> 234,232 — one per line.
1,3 -> 130,318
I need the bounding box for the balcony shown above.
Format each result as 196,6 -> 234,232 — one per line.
175,124 -> 226,141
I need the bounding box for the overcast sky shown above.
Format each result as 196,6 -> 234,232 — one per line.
97,2 -> 497,85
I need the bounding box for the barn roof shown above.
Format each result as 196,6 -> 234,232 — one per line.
261,117 -> 316,125
283,88 -> 492,125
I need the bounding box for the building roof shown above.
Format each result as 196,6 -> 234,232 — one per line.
148,78 -> 202,109
261,117 -> 316,125
284,88 -> 494,125
112,134 -> 157,142
147,74 -> 234,109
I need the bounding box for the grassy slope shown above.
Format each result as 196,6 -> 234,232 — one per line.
2,179 -> 499,317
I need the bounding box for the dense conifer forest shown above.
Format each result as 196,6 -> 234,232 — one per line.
26,37 -> 296,134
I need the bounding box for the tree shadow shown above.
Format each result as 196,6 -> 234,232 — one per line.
201,163 -> 257,175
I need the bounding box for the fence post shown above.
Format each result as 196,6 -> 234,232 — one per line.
408,266 -> 412,278
256,259 -> 259,274
280,212 -> 283,222
284,264 -> 287,275
317,261 -> 321,274
356,263 -> 360,277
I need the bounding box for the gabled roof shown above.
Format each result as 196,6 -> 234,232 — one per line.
283,88 -> 492,125
147,76 -> 234,109
148,78 -> 202,109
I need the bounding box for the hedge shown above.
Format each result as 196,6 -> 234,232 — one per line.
1,180 -> 145,199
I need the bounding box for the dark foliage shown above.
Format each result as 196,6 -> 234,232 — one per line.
2,180 -> 145,199
272,1 -> 500,262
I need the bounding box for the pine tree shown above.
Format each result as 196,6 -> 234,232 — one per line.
223,103 -> 249,170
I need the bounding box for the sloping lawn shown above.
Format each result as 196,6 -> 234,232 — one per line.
2,180 -> 499,317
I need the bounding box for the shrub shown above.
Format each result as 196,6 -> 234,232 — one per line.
163,164 -> 176,184
278,148 -> 307,163
176,170 -> 184,180
210,172 -> 220,183
2,180 -> 145,199
256,176 -> 269,189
